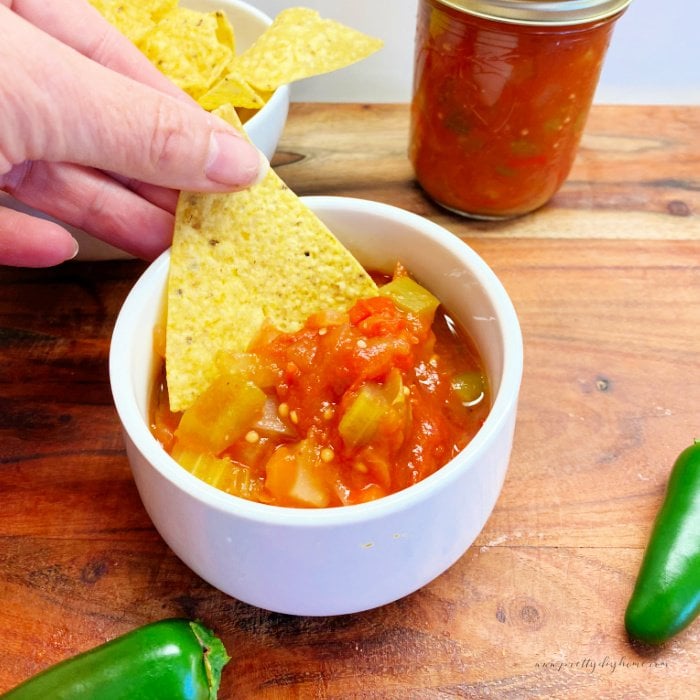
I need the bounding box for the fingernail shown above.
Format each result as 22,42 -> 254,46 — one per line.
68,237 -> 79,260
206,131 -> 269,188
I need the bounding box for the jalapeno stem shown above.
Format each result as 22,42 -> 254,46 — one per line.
0,618 -> 230,699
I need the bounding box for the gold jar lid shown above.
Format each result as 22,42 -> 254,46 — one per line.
431,0 -> 633,25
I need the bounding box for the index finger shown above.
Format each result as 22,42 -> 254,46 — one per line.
4,0 -> 190,102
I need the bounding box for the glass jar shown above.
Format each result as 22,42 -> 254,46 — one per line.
409,0 -> 632,219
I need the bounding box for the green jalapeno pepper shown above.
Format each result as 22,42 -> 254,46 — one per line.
625,440 -> 700,645
0,618 -> 229,699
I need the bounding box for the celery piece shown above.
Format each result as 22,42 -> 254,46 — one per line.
381,368 -> 411,445
172,447 -> 231,489
338,383 -> 387,449
383,367 -> 405,407
379,276 -> 440,320
173,446 -> 261,499
175,374 -> 266,453
450,371 -> 485,406
226,463 -> 261,500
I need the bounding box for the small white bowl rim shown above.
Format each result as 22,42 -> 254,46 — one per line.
247,82 -> 290,130
218,0 -> 271,26
110,196 -> 523,529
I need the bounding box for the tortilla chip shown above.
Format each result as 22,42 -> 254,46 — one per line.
212,9 -> 236,52
143,0 -> 179,21
231,7 -> 383,92
138,7 -> 234,98
198,70 -> 265,111
165,106 -> 377,411
89,0 -> 155,43
92,2 -> 383,123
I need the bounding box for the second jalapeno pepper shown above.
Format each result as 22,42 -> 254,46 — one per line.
625,440 -> 700,645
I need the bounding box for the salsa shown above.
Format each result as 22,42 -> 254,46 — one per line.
150,267 -> 490,508
409,0 -> 624,218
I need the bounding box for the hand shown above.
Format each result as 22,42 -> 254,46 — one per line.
0,0 -> 267,267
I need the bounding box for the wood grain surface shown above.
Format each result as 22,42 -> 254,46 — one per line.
1,104 -> 699,698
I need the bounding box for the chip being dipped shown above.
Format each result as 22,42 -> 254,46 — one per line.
165,106 -> 377,412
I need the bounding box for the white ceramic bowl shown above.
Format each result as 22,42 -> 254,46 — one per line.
4,0 -> 290,261
110,197 -> 523,616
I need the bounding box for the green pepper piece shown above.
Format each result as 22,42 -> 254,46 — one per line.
339,383 -> 387,449
509,139 -> 539,157
625,440 -> 700,645
0,619 -> 230,699
379,276 -> 440,322
450,371 -> 485,406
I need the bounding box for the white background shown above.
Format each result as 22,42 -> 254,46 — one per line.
250,0 -> 699,104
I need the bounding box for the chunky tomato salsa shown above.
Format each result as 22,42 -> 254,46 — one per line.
150,267 -> 489,508
410,0 -> 620,218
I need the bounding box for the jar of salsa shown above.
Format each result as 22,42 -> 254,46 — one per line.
409,0 -> 632,219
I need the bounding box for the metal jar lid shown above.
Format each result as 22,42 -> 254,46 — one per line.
431,0 -> 633,25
